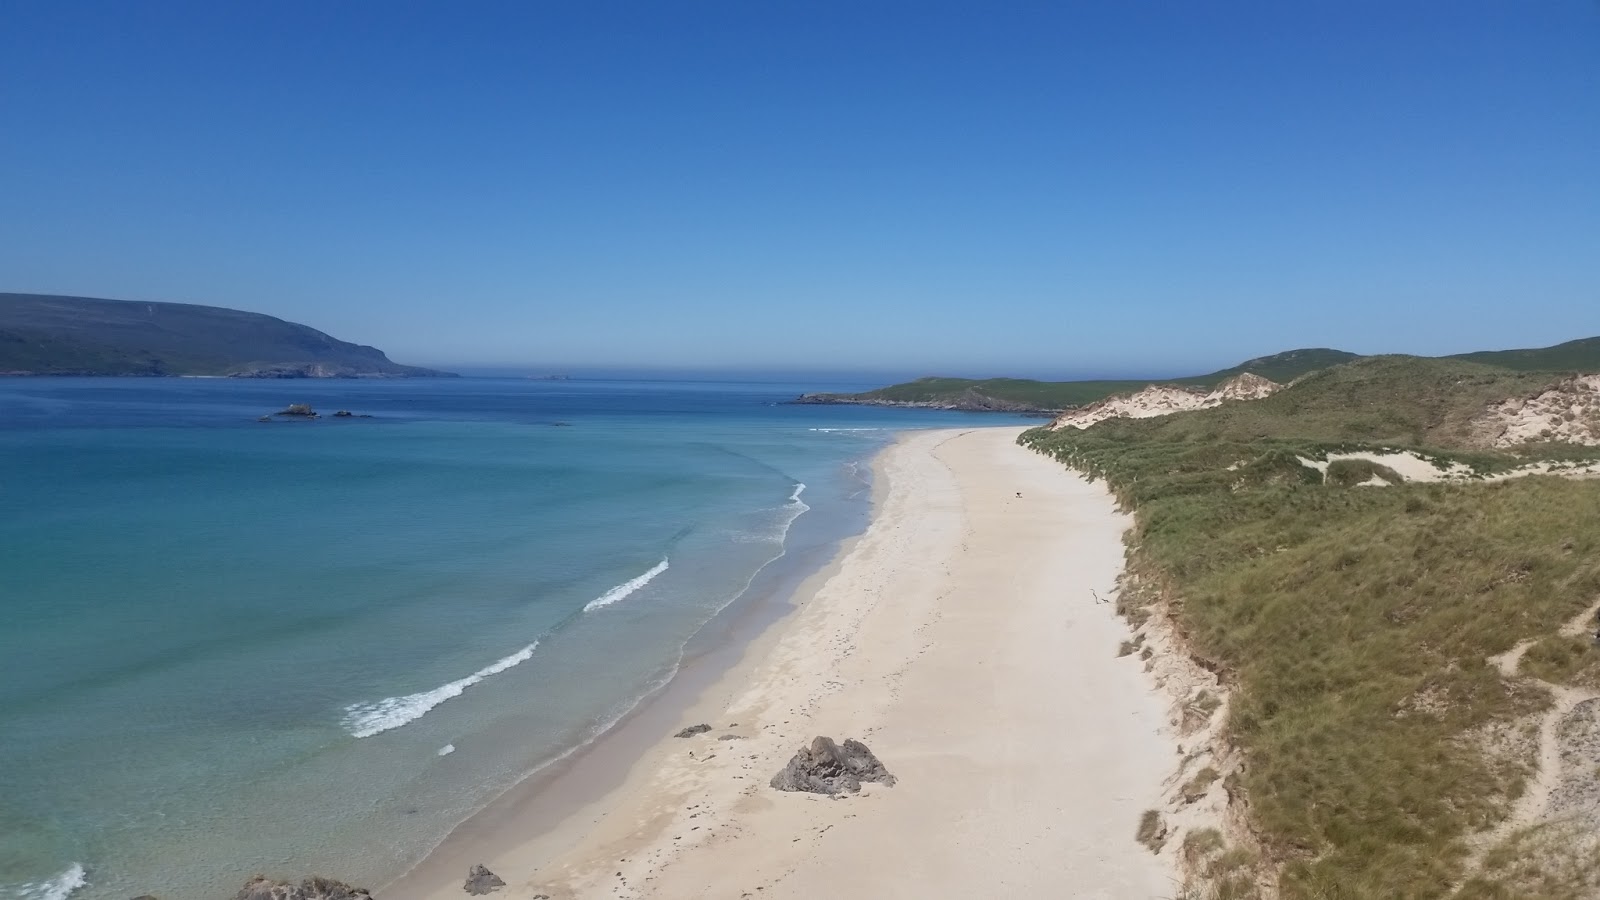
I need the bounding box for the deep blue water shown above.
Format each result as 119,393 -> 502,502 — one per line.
0,377 -> 1030,900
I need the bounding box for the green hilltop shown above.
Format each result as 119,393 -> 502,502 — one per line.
798,341 -> 1600,412
0,293 -> 454,377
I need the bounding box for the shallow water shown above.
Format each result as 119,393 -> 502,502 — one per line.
0,377 -> 1030,900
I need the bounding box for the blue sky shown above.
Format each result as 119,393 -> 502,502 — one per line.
1,2 -> 1595,377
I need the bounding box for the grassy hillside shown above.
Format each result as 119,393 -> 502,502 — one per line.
812,338 -> 1599,412
1081,355 -> 1561,449
1450,336 -> 1600,373
0,293 -> 452,377
798,349 -> 1353,411
1180,347 -> 1360,386
1021,361 -> 1600,897
855,376 -> 1153,408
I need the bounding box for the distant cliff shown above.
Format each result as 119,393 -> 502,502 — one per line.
0,293 -> 455,378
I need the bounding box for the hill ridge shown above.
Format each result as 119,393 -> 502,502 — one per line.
792,339 -> 1600,414
0,293 -> 454,378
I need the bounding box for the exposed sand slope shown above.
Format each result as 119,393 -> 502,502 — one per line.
1051,373 -> 1279,430
1296,450 -> 1600,485
1473,374 -> 1600,448
393,428 -> 1177,900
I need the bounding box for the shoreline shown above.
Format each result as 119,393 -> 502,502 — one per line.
379,466 -> 877,900
387,426 -> 1176,899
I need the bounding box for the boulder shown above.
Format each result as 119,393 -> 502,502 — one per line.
674,724 -> 711,738
770,736 -> 896,795
232,875 -> 371,900
463,865 -> 504,895
275,404 -> 316,417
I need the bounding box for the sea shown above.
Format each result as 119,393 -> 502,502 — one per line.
0,376 -> 1032,900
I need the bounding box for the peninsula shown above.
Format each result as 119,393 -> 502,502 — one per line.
793,338 -> 1600,413
0,293 -> 455,378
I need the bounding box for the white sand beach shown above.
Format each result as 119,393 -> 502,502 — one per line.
388,426 -> 1177,900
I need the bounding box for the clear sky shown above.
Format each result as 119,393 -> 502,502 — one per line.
1,2 -> 1596,378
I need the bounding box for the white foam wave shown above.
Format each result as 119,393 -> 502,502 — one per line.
583,558 -> 670,612
808,427 -> 884,433
437,743 -> 455,756
342,642 -> 539,738
7,864 -> 87,900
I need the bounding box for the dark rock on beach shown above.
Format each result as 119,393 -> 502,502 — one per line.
233,875 -> 371,900
770,736 -> 896,795
463,865 -> 505,895
674,723 -> 712,738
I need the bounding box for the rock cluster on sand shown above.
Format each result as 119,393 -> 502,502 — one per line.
674,723 -> 712,737
770,736 -> 896,795
463,865 -> 505,895
232,876 -> 371,900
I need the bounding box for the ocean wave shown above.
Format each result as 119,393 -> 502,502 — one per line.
807,427 -> 884,433
342,643 -> 539,738
583,558 -> 670,612
843,459 -> 871,499
437,743 -> 455,756
5,864 -> 87,900
734,482 -> 809,544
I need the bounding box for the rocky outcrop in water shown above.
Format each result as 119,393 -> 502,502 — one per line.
770,736 -> 896,795
232,875 -> 371,900
463,865 -> 505,895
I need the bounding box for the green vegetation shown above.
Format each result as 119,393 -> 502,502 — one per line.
820,336 -> 1600,413
1324,457 -> 1404,487
1137,809 -> 1169,853
1056,356 -> 1568,448
0,293 -> 452,377
1450,336 -> 1600,373
837,349 -> 1357,411
1181,828 -> 1260,900
1021,358 -> 1600,897
1520,635 -> 1600,691
855,375 -> 1152,408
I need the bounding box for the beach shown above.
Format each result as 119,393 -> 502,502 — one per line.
387,426 -> 1177,900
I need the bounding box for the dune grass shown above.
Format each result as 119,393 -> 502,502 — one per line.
1323,458 -> 1404,487
1022,398 -> 1600,896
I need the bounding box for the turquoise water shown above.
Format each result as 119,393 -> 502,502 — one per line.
0,377 -> 1030,900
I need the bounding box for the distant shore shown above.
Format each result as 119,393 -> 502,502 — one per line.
385,427 -> 1175,899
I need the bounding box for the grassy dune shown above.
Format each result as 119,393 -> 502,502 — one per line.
834,337 -> 1600,413
1022,359 -> 1600,898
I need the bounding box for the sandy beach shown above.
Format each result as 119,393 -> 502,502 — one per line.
388,426 -> 1177,900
